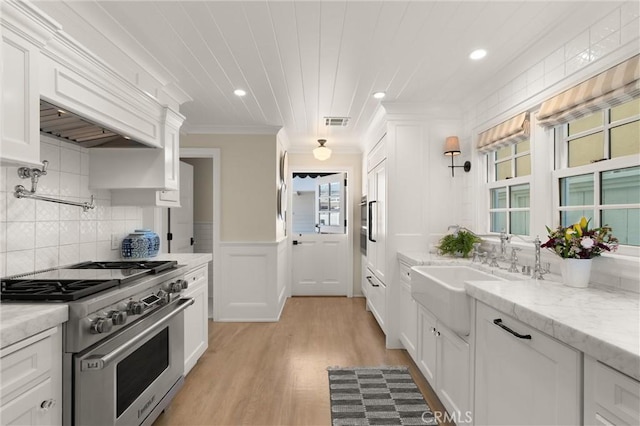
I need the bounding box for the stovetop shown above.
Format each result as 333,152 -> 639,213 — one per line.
0,260 -> 178,302
69,260 -> 177,274
0,279 -> 120,301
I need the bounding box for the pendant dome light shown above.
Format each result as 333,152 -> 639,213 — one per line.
313,139 -> 332,161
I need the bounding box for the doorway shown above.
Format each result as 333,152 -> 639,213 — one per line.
289,171 -> 352,296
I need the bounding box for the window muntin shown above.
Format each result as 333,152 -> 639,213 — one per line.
492,140 -> 531,181
556,99 -> 639,249
489,184 -> 530,235
563,99 -> 640,168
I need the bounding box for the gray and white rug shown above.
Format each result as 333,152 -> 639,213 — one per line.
328,366 -> 437,426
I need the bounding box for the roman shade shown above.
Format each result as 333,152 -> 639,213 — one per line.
476,112 -> 530,153
537,54 -> 640,127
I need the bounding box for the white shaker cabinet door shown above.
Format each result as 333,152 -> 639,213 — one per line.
474,302 -> 580,426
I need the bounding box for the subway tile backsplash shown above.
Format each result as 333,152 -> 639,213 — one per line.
0,137 -> 143,277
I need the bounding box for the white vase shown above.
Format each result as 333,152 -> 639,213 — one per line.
560,258 -> 593,288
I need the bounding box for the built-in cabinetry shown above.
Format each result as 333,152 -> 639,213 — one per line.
183,264 -> 209,375
417,305 -> 471,419
398,260 -> 418,360
474,301 -> 581,425
584,355 -> 640,426
364,272 -> 386,333
365,137 -> 387,333
1,1 -> 187,201
366,140 -> 386,284
1,1 -> 58,167
0,327 -> 62,425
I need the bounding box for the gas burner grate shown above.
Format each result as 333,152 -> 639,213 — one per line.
0,279 -> 119,301
69,260 -> 177,274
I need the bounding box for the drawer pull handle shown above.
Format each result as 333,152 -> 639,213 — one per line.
40,399 -> 55,410
366,276 -> 380,287
493,318 -> 531,340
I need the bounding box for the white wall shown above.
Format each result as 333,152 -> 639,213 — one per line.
0,136 -> 143,276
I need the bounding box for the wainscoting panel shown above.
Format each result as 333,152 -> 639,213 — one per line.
217,239 -> 288,322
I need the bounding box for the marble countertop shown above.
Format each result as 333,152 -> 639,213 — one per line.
0,304 -> 68,349
398,251 -> 640,381
154,253 -> 213,271
0,253 -> 212,350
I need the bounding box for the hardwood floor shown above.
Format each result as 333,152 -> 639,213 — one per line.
154,297 -> 450,426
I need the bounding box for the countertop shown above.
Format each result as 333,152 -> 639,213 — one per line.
0,253 -> 213,350
0,304 -> 68,349
399,251 -> 640,381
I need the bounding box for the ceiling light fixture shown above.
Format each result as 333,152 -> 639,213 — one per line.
469,49 -> 487,60
373,91 -> 386,99
313,139 -> 332,161
234,89 -> 246,97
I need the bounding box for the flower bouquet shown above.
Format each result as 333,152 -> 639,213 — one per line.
541,217 -> 618,259
541,217 -> 618,288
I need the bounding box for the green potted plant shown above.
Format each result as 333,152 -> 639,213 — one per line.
437,230 -> 481,258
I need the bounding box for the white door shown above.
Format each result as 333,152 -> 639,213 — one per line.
291,172 -> 350,296
168,161 -> 194,253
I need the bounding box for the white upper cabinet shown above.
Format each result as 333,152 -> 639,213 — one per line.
1,1 -> 59,167
1,1 -> 188,194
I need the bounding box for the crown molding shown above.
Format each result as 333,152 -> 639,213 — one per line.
183,124 -> 282,135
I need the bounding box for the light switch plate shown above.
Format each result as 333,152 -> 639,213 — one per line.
111,234 -> 120,250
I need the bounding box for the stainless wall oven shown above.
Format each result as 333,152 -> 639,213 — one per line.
72,297 -> 192,426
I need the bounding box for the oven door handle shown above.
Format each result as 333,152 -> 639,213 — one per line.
80,298 -> 194,371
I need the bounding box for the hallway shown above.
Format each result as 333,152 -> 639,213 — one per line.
154,297 -> 447,425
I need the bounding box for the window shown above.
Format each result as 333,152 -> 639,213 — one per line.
487,140 -> 531,236
555,99 -> 640,248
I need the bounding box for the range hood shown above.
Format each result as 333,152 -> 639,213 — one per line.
40,100 -> 151,148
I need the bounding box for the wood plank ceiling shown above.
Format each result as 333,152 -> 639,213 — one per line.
33,1 -> 622,152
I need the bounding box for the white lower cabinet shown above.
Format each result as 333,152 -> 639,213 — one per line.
0,327 -> 62,426
584,355 -> 640,425
417,306 -> 471,420
183,265 -> 209,375
398,261 -> 418,360
365,270 -> 386,333
474,301 -> 581,425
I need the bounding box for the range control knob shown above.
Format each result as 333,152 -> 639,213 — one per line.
109,310 -> 127,326
176,279 -> 189,290
156,290 -> 170,306
90,317 -> 113,334
163,281 -> 183,294
127,301 -> 145,315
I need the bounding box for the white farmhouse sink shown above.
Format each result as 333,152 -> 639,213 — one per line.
411,265 -> 505,336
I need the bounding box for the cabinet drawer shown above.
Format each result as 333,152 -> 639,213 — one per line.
586,356 -> 640,425
399,262 -> 412,284
366,274 -> 386,332
0,332 -> 54,400
185,265 -> 207,286
0,377 -> 54,426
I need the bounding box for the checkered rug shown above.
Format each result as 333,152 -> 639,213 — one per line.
328,366 -> 437,426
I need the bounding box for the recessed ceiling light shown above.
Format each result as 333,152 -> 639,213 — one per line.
469,49 -> 487,60
234,89 -> 246,97
373,91 -> 386,99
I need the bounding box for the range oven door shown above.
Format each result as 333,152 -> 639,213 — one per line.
73,298 -> 193,426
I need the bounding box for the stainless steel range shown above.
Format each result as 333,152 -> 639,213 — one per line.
1,260 -> 192,426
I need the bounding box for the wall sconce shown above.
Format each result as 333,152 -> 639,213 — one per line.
443,136 -> 471,177
313,139 -> 332,161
